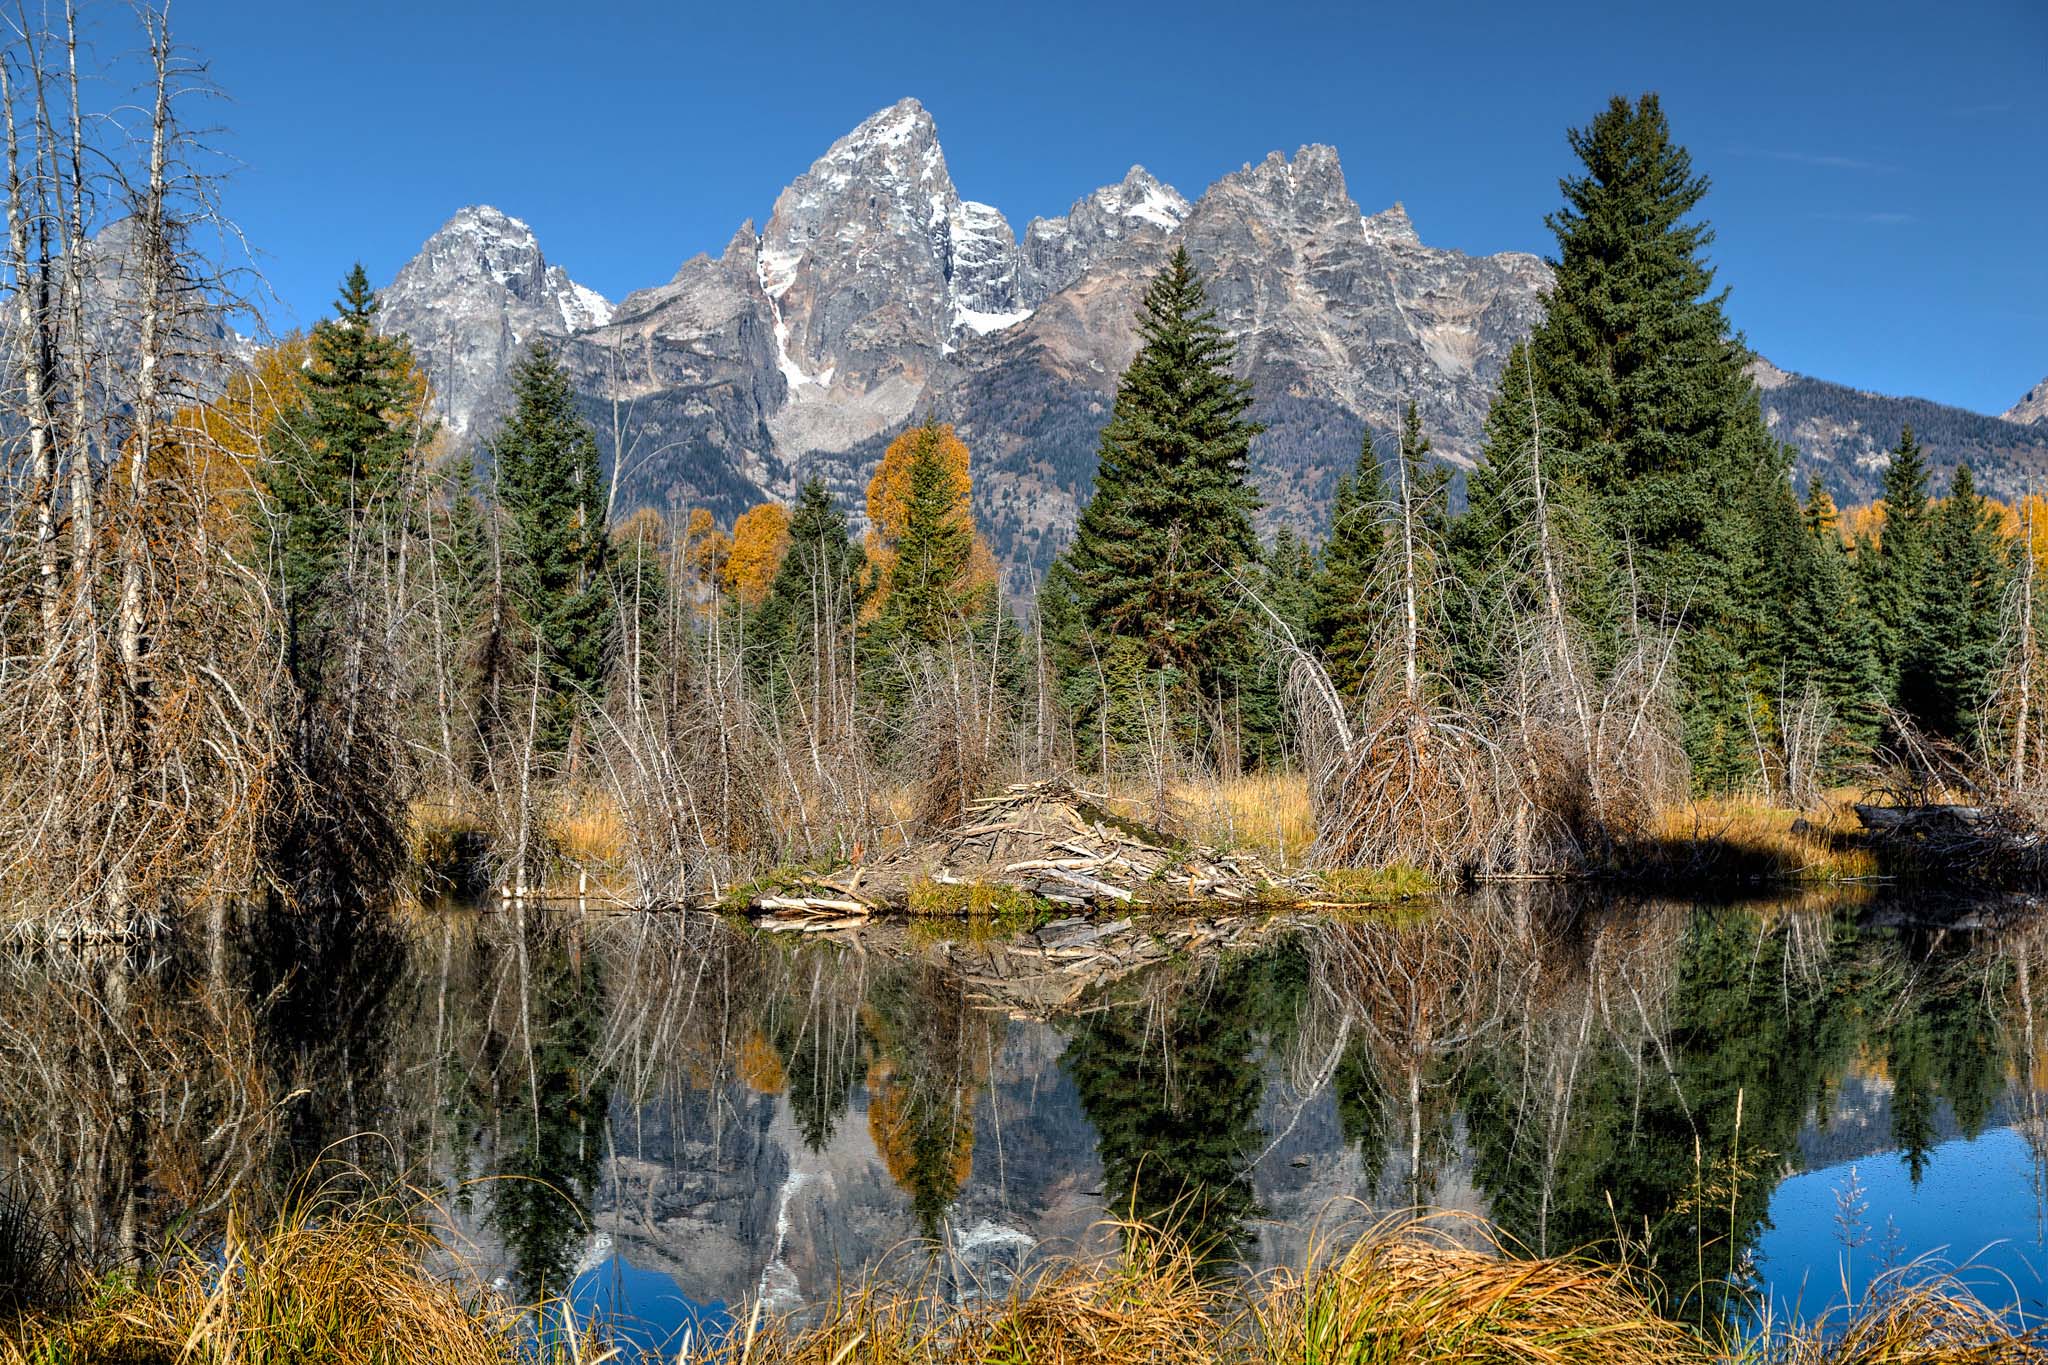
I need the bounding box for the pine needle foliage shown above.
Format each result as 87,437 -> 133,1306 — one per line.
490,342 -> 614,754
1060,247 -> 1265,727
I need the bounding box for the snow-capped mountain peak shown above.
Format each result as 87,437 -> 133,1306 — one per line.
378,204 -> 612,435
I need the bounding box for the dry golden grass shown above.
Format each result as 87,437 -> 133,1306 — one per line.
1254,1215 -> 1717,1365
717,1222 -> 1218,1365
8,1196 -> 2045,1364
1770,1261 -> 2048,1364
1167,770 -> 1316,867
0,1178 -> 611,1365
1641,794 -> 1879,885
550,792 -> 629,867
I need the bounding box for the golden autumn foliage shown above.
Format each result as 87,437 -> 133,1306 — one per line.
142,334 -> 312,544
862,419 -> 997,618
864,1057 -> 975,1197
1838,500 -> 1886,548
737,1027 -> 788,1094
612,506 -> 670,556
1804,483 -> 1840,537
723,502 -> 790,607
132,332 -> 441,555
1844,492 -> 2048,579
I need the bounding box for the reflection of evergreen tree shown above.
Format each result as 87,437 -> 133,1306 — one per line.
1332,1033 -> 1390,1193
241,906 -> 407,1187
862,963 -> 995,1240
1886,1009 -> 1942,1184
772,1004 -> 866,1154
478,916 -> 615,1302
1883,953 -> 2005,1183
1063,945 -> 1305,1265
1462,913 -> 1861,1312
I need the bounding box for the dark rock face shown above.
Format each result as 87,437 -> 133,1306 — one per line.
372,99 -> 2042,589
553,226 -> 788,517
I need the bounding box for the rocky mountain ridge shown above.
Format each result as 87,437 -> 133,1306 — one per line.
373,99 -> 2044,591
379,205 -> 612,437
2008,376 -> 2048,427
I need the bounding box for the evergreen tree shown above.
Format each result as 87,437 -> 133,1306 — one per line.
256,266 -> 427,905
1262,525 -> 1319,642
262,264 -> 420,703
1398,400 -> 1452,543
1784,476 -> 1882,769
1899,464 -> 2009,742
875,415 -> 978,647
1240,526 -> 1319,765
1057,248 -> 1264,730
491,343 -> 613,753
1859,425 -> 1934,699
1311,430 -> 1389,703
750,478 -> 866,695
1485,94 -> 1794,787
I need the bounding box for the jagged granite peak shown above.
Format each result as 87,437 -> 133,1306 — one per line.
2008,376 -> 2048,427
1018,165 -> 1188,303
754,96 -> 1019,456
1172,142 -> 1546,486
379,204 -> 612,435
1361,201 -> 1419,246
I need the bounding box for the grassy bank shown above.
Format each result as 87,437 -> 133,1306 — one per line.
4,1198 -> 2042,1364
408,774 -> 1894,914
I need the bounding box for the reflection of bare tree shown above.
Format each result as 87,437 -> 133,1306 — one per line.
0,946 -> 279,1268
1977,916 -> 2048,1241
1308,901 -> 1524,1208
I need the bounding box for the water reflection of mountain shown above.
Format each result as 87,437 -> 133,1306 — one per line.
9,890 -> 2048,1325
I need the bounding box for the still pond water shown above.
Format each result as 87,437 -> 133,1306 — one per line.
6,889 -> 2048,1351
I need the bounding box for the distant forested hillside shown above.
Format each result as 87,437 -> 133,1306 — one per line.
1758,366 -> 2048,503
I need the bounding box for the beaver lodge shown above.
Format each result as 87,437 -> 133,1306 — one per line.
742,780 -> 1319,927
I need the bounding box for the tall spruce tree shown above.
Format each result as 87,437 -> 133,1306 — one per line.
491,343 -> 614,753
1784,476 -> 1882,769
257,265 -> 427,905
1058,248 -> 1264,728
263,265 -> 419,701
1477,94 -> 1795,787
1312,430 -> 1390,704
750,477 -> 866,695
1899,464 -> 2009,743
1859,425 -> 1933,700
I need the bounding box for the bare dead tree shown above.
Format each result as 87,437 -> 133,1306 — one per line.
0,2 -> 281,936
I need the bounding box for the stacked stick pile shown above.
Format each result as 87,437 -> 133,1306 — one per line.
747,780 -> 1314,926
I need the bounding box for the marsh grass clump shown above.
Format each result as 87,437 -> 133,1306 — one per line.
0,1182 -> 64,1318
716,1221 -> 1221,1365
1770,1261 -> 2048,1364
1254,1217 -> 1716,1365
0,1180 -> 605,1365
905,877 -> 1049,920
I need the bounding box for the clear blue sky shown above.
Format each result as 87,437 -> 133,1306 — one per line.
169,0 -> 2046,415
